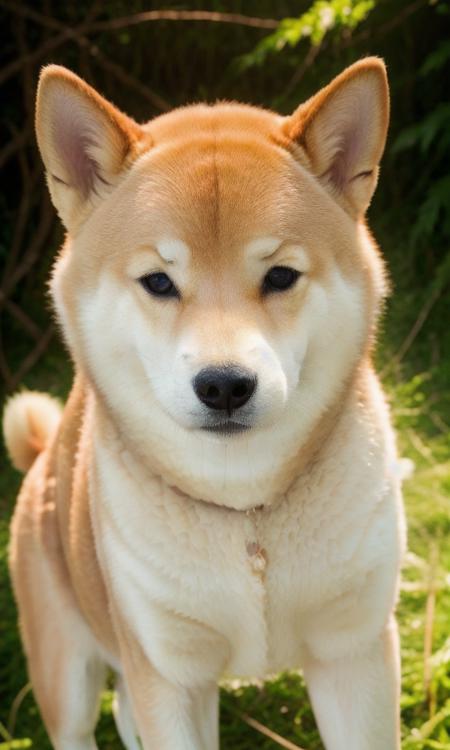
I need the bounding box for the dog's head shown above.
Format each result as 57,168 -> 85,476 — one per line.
37,60 -> 389,508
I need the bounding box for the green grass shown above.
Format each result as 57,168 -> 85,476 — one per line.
1,279 -> 449,749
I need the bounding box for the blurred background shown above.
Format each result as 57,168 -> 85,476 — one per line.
0,1 -> 449,748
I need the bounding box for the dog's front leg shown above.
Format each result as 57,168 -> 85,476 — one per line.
120,650 -> 219,750
303,619 -> 401,750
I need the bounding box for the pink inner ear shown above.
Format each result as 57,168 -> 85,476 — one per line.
319,85 -> 374,193
326,127 -> 361,190
52,102 -> 102,198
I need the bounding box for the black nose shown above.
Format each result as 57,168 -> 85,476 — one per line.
193,366 -> 257,413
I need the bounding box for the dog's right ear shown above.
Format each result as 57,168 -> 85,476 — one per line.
36,65 -> 146,232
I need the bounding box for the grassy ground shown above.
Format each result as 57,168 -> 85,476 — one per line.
1,246 -> 449,749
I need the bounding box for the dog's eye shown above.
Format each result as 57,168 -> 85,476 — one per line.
263,266 -> 301,294
140,272 -> 179,299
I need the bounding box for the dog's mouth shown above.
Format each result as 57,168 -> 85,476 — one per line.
201,420 -> 251,436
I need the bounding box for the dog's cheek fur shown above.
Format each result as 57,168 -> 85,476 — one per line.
268,267 -> 366,411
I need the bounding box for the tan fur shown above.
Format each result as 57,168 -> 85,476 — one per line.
3,391 -> 62,472
5,58 -> 404,750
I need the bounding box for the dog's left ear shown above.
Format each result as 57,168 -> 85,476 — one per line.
283,57 -> 389,217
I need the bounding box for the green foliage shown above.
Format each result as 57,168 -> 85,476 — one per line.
411,175 -> 450,248
393,105 -> 450,158
389,16 -> 450,255
420,39 -> 450,77
237,0 -> 375,69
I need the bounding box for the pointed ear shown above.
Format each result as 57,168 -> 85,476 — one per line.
36,65 -> 146,231
283,58 -> 389,216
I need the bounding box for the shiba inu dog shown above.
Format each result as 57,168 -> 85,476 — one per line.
3,58 -> 405,749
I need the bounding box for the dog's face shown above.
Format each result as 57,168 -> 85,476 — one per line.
37,61 -> 389,507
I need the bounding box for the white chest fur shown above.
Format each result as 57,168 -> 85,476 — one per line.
89,392 -> 404,689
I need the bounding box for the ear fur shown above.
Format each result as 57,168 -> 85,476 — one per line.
284,58 -> 389,216
36,65 -> 145,231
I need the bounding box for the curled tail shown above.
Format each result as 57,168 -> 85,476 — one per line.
3,391 -> 62,472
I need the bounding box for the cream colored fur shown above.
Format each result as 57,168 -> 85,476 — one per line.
3,58 -> 406,750
3,391 -> 62,472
